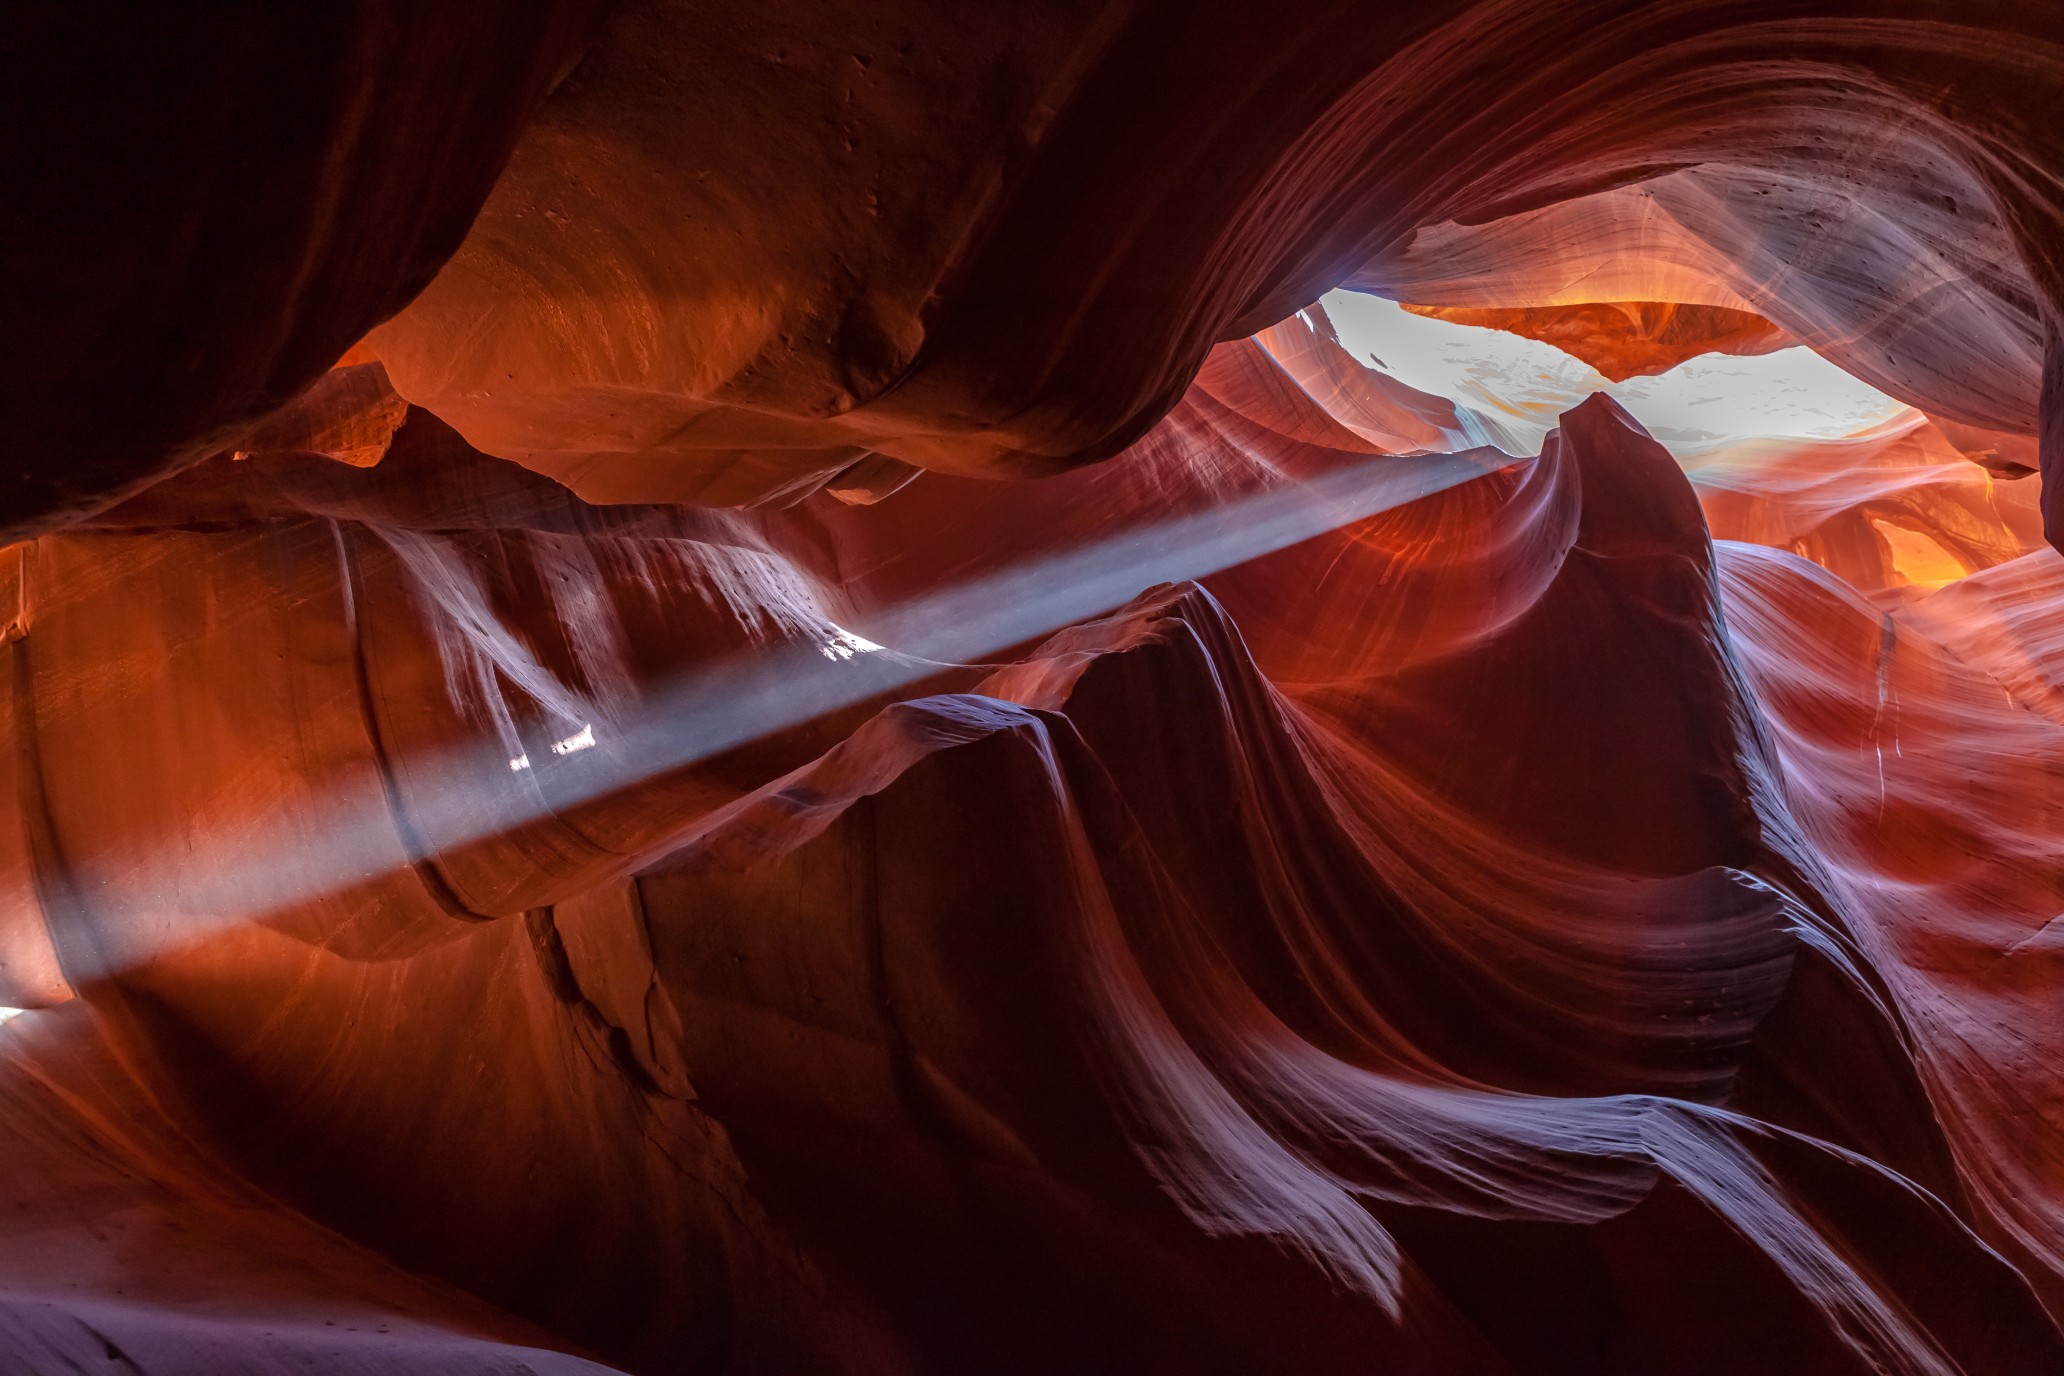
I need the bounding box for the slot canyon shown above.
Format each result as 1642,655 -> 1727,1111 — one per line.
8,2 -> 2064,1371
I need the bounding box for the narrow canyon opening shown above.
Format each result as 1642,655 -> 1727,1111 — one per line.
1306,290 -> 2045,592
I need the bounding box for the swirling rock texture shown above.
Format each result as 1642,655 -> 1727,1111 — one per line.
7,2 -> 2064,1373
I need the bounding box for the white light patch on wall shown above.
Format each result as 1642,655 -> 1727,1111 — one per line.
550,723 -> 597,756
1317,291 -> 1912,454
510,722 -> 597,771
821,627 -> 884,661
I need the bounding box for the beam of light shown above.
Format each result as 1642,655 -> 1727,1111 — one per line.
61,446 -> 1508,980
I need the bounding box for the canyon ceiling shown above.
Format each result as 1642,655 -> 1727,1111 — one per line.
5,2 -> 2064,1372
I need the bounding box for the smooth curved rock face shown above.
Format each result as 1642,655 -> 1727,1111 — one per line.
0,383 -> 2059,1372
1683,411 -> 2045,591
13,4 -> 2064,1374
231,361 -> 410,469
